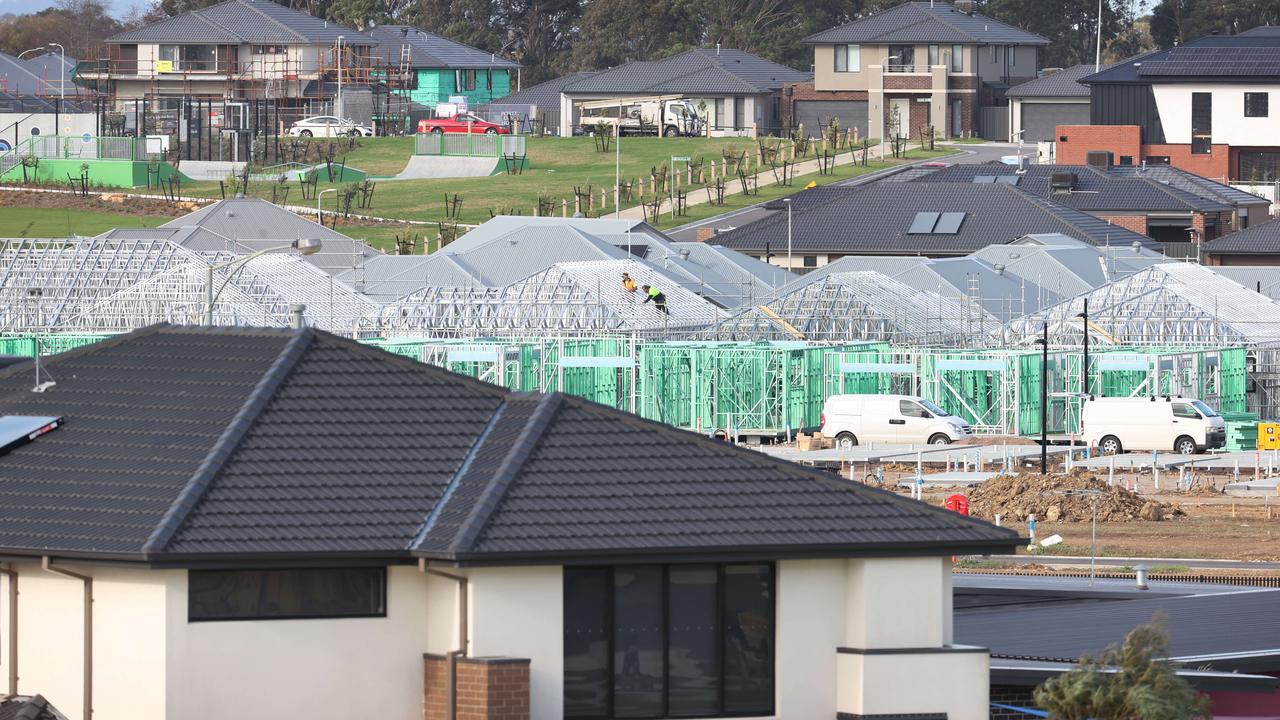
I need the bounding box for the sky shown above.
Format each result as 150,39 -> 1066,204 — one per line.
0,0 -> 144,17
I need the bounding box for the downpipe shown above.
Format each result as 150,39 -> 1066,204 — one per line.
41,558 -> 91,720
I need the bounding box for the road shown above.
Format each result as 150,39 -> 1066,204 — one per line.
664,141 -> 1020,241
988,554 -> 1280,571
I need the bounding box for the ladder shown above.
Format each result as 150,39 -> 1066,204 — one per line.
398,44 -> 412,93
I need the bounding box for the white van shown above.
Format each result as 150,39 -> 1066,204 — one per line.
820,394 -> 972,448
1081,396 -> 1226,455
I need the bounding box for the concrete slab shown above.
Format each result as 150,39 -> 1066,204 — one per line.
898,471 -> 1000,487
385,155 -> 499,180
1224,477 -> 1280,496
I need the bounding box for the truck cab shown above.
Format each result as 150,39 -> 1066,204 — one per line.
1082,396 -> 1226,455
578,98 -> 702,137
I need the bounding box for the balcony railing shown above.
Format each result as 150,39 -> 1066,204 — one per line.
885,64 -> 929,73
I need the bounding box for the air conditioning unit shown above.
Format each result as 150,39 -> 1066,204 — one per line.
1086,150 -> 1113,167
1049,171 -> 1076,191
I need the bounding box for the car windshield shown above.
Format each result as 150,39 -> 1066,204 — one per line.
919,399 -> 950,417
1191,400 -> 1218,417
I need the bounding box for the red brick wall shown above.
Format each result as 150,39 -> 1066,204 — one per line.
1209,253 -> 1280,266
883,74 -> 932,90
424,655 -> 531,720
1055,124 -> 1142,165
1099,215 -> 1148,236
1143,142 -> 1231,182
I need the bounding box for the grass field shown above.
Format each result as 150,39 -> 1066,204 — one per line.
0,207 -> 171,238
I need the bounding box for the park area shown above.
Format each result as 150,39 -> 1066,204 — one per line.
0,135 -> 954,251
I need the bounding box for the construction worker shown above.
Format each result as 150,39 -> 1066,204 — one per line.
641,285 -> 669,314
621,272 -> 637,293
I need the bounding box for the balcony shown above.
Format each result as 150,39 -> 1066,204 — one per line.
885,64 -> 930,73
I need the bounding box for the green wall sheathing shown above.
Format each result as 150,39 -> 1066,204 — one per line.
408,69 -> 512,108
0,334 -> 110,358
1222,411 -> 1260,451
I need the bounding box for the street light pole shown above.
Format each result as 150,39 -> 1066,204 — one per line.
336,36 -> 345,121
1079,298 -> 1090,396
47,43 -> 64,133
204,239 -> 323,325
317,187 -> 338,228
784,198 -> 792,270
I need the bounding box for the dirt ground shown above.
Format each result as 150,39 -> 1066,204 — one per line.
0,189 -> 195,217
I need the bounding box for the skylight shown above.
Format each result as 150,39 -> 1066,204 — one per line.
908,211 -> 966,235
0,415 -> 62,456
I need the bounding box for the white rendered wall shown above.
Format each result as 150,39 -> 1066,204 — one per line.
1154,84 -> 1280,145
466,565 -> 564,720
775,559 -> 846,719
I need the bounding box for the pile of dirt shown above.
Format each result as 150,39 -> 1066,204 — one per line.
967,471 -> 1184,523
0,190 -> 196,217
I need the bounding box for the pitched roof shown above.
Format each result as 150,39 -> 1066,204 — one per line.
109,0 -> 366,45
499,71 -> 597,108
0,52 -> 45,95
1205,217 -> 1280,255
563,49 -> 811,95
0,324 -> 1017,563
1083,32 -> 1280,85
706,183 -> 1157,256
1109,165 -> 1269,208
804,2 -> 1047,46
1006,64 -> 1099,98
363,26 -> 519,69
903,163 -> 1234,213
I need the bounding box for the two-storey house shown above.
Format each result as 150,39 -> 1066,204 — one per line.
362,26 -> 519,111
74,0 -> 372,154
1059,26 -> 1280,182
787,1 -> 1047,141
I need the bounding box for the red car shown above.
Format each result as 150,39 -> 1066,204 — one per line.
417,113 -> 510,135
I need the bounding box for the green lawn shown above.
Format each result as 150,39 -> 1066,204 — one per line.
0,207 -> 172,238
651,145 -> 955,230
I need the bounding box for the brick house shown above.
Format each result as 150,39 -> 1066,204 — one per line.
786,1 -> 1047,141
1058,25 -> 1280,182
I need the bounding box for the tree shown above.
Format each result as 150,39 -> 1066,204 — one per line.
980,0 -> 1135,68
1104,18 -> 1156,63
1033,615 -> 1211,720
0,0 -> 123,59
1150,0 -> 1280,47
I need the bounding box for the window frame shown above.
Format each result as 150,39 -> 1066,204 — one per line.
563,563 -> 777,720
928,44 -> 939,67
1191,91 -> 1212,154
950,44 -> 963,72
1245,92 -> 1269,118
834,44 -> 859,73
187,566 -> 388,622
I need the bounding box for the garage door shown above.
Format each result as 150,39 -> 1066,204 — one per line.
793,100 -> 867,139
1020,102 -> 1090,142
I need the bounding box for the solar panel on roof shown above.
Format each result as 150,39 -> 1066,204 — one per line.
996,176 -> 1021,186
0,415 -> 62,457
933,212 -> 966,234
908,212 -> 941,234
973,176 -> 997,183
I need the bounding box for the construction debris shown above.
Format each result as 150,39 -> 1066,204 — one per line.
966,471 -> 1184,523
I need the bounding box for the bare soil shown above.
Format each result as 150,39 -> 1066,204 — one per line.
0,189 -> 195,217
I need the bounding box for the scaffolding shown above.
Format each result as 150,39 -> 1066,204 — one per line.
362,260 -> 728,338
710,271 -> 995,346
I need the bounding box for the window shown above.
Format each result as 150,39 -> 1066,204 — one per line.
802,255 -> 817,267
1239,151 -> 1280,181
1119,155 -> 1133,165
951,97 -> 962,135
456,69 -> 477,91
188,567 -> 386,621
1246,92 -> 1269,118
733,97 -> 745,130
950,44 -> 963,72
1192,400 -> 1219,418
1172,403 -> 1200,419
253,45 -> 286,55
564,564 -> 775,719
1191,92 -> 1212,154
928,44 -> 939,67
900,400 -> 931,418
834,44 -> 860,72
158,44 -> 216,72
991,44 -> 998,62
888,44 -> 914,71
1145,155 -> 1171,166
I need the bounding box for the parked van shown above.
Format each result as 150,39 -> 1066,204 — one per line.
820,394 -> 972,448
1081,396 -> 1226,455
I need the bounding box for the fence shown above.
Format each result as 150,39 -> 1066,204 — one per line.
413,132 -> 525,158
11,134 -> 141,161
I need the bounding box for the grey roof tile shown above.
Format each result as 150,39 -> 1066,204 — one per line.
707,183 -> 1157,256
0,324 -> 1018,563
109,0 -> 366,45
498,71 -> 597,108
363,26 -> 519,69
1006,64 -> 1100,98
564,49 -> 810,95
1205,217 -> 1280,254
804,2 -> 1047,46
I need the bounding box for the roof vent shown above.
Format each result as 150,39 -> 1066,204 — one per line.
994,263 -> 1006,276
679,249 -> 690,260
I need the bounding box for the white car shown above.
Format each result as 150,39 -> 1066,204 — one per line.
287,116 -> 373,138
820,394 -> 971,448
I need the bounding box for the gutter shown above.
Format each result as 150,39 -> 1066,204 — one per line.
0,564 -> 14,696
421,561 -> 468,720
41,557 -> 91,720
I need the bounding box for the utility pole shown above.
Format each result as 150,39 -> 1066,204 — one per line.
784,198 -> 793,271
1095,0 -> 1103,72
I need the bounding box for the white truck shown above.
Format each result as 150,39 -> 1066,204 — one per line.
1082,396 -> 1226,455
578,97 -> 703,137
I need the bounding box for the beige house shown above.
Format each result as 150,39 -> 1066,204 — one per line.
788,1 -> 1047,141
0,324 -> 1018,720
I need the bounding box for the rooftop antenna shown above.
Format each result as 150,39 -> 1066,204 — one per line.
28,288 -> 54,393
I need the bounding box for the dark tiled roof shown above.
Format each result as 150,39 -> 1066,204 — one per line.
1206,217 -> 1280,255
0,325 -> 1017,564
1006,64 -> 1099,98
1084,32 -> 1280,84
1109,165 -> 1268,207
957,586 -> 1280,668
804,2 -> 1047,46
707,183 -> 1157,256
363,26 -> 519,69
0,52 -> 44,95
0,695 -> 63,720
905,164 -> 1233,213
499,71 -> 596,108
109,0 -> 365,45
564,49 -> 811,95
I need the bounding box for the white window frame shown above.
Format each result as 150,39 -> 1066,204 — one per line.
951,44 -> 963,71
834,44 -> 859,73
928,44 -> 939,67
